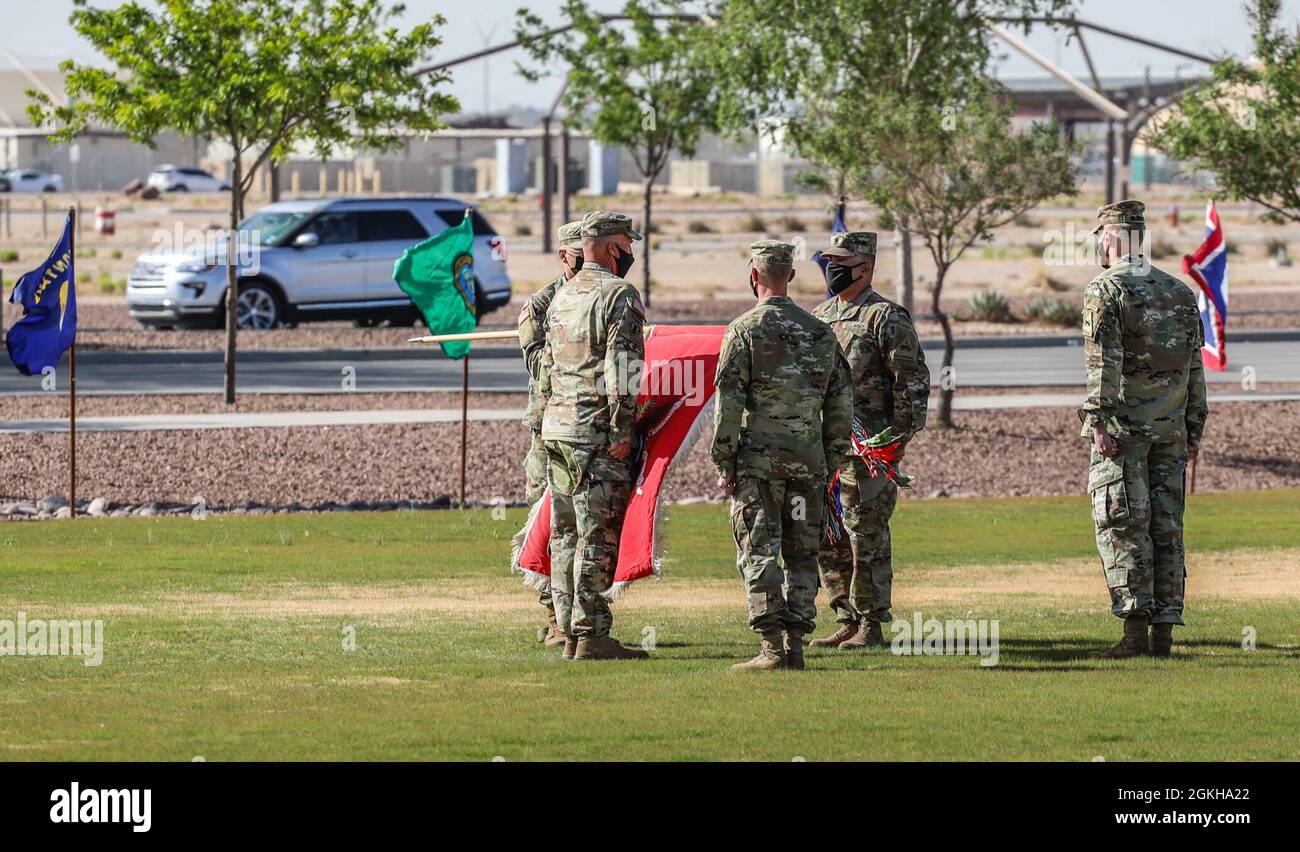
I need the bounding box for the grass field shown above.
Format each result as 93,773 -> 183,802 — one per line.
1,491 -> 1297,761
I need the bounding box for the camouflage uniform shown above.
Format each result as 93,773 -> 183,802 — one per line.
1080,201 -> 1208,626
812,232 -> 930,626
712,241 -> 854,640
513,222 -> 583,615
540,212 -> 645,639
520,277 -> 564,502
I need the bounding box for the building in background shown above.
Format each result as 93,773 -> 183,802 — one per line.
2,68 -> 1215,200
0,70 -> 200,191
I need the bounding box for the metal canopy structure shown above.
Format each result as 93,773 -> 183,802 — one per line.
415,13 -> 702,252
989,16 -> 1218,203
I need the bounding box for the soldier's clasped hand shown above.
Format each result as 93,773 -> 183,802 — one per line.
1093,425 -> 1119,458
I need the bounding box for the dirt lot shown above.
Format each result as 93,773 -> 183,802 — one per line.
3,188 -> 1297,353
3,188 -> 1295,513
2,400 -> 1296,510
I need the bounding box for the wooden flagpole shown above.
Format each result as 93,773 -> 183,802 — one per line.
459,354 -> 469,508
68,206 -> 77,520
408,329 -> 518,343
69,343 -> 76,519
408,326 -> 659,346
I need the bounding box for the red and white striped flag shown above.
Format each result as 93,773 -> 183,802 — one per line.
1182,201 -> 1229,371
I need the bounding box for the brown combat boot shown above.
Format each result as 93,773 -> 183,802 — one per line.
1150,623 -> 1174,658
1092,614 -> 1150,659
573,635 -> 650,661
542,605 -> 566,647
809,619 -> 859,648
562,635 -> 578,661
784,631 -> 805,670
732,630 -> 786,671
839,619 -> 885,650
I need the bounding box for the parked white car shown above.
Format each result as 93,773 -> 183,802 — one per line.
127,197 -> 513,329
1,170 -> 64,193
146,165 -> 231,193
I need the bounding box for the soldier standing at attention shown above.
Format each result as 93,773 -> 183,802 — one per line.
712,240 -> 854,671
540,211 -> 649,661
807,232 -> 930,651
1080,200 -> 1208,659
515,220 -> 584,647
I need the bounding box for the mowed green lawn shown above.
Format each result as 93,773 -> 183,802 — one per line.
0,490 -> 1296,761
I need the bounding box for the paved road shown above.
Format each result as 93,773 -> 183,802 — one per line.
1,333 -> 1296,396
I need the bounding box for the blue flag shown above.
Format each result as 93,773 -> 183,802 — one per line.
812,200 -> 847,298
6,213 -> 76,376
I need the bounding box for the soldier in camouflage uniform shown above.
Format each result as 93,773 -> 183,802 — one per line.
808,232 -> 930,651
514,220 -> 584,646
712,239 -> 854,671
1080,200 -> 1208,659
539,211 -> 649,661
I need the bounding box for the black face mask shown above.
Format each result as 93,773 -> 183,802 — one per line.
565,251 -> 584,276
827,262 -> 863,295
749,276 -> 758,299
613,246 -> 635,278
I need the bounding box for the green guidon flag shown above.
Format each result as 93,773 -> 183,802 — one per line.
393,209 -> 478,359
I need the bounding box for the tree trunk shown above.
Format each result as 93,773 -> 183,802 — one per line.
224,156 -> 242,405
895,218 -> 914,313
932,264 -> 954,429
641,176 -> 653,307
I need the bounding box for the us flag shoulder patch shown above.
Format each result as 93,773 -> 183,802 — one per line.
1082,306 -> 1098,341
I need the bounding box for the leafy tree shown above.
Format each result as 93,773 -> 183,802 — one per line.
864,83 -> 1076,427
29,0 -> 458,403
1150,0 -> 1300,222
516,0 -> 718,306
710,0 -> 1069,313
709,0 -> 1075,427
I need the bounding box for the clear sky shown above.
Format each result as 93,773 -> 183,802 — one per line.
4,0 -> 1298,114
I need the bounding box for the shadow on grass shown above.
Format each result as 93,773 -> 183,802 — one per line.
524,635 -> 1293,668
793,635 -> 1294,672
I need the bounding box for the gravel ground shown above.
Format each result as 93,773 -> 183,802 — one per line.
1,391 -> 530,420
8,384 -> 1300,422
2,401 -> 1297,513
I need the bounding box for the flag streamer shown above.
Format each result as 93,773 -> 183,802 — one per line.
825,423 -> 913,543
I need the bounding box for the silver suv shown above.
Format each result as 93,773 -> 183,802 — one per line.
127,197 -> 512,329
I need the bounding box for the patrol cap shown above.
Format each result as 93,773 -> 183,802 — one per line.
580,210 -> 643,241
557,220 -> 583,248
749,238 -> 795,265
1091,199 -> 1146,234
819,231 -> 877,259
